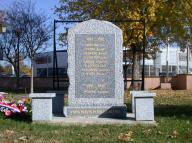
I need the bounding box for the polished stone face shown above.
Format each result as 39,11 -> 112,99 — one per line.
75,34 -> 115,98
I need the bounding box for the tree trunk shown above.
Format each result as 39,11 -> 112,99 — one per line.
132,50 -> 141,90
13,65 -> 18,77
13,63 -> 20,89
30,59 -> 34,93
16,35 -> 20,89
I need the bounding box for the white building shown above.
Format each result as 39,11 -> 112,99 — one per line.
33,47 -> 192,77
34,50 -> 68,77
145,46 -> 192,76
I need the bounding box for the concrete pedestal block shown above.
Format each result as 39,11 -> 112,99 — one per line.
135,97 -> 155,121
29,93 -> 56,121
130,91 -> 148,113
130,91 -> 156,121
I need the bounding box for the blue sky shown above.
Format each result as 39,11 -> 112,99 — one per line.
0,0 -> 59,16
0,0 -> 60,26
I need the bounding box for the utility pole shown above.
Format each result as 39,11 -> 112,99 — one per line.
176,46 -> 180,75
31,59 -> 34,93
16,30 -> 21,89
166,37 -> 170,80
187,42 -> 189,74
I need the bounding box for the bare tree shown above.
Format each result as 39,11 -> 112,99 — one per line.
18,1 -> 51,93
0,31 -> 24,77
0,1 -> 28,88
0,0 -> 51,92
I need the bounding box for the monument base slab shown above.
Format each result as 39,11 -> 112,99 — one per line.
64,105 -> 127,119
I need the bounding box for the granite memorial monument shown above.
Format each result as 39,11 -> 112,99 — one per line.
64,19 -> 127,118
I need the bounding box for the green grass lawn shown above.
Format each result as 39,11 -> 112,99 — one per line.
0,90 -> 192,143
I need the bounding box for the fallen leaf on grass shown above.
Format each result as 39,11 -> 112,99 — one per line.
154,122 -> 159,127
168,130 -> 178,139
118,131 -> 134,142
143,129 -> 152,135
18,136 -> 28,142
51,140 -> 61,143
52,130 -> 59,135
3,129 -> 14,137
157,131 -> 164,135
99,128 -> 109,136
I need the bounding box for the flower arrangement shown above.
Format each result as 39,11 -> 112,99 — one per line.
0,92 -> 31,117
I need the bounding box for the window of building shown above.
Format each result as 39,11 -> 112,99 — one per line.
48,68 -> 53,77
172,66 -> 177,75
37,68 -> 47,77
179,66 -> 187,74
58,68 -> 67,77
179,53 -> 186,61
160,65 -> 175,76
47,68 -> 67,77
150,65 -> 155,76
144,65 -> 149,76
162,65 -> 167,73
35,56 -> 51,64
169,66 -> 172,72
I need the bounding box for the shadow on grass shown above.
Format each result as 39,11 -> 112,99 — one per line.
155,105 -> 192,118
0,113 -> 32,123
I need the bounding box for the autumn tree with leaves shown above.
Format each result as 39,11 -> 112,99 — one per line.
55,0 -> 192,90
